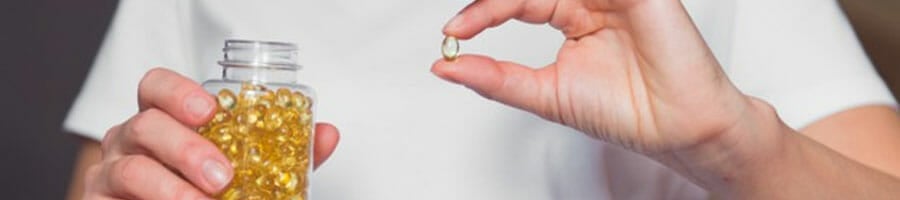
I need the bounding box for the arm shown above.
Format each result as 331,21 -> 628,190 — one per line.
682,102 -> 900,199
802,105 -> 900,179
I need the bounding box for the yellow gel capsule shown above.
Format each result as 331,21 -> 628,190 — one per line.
237,109 -> 261,125
211,111 -> 231,124
246,143 -> 263,163
442,36 -> 459,61
275,88 -> 293,107
298,112 -> 311,125
217,89 -> 238,111
290,92 -> 310,110
275,172 -> 298,190
241,82 -> 265,92
258,90 -> 275,108
264,111 -> 284,131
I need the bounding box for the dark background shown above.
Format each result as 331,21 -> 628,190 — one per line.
1,0 -> 118,199
0,0 -> 897,199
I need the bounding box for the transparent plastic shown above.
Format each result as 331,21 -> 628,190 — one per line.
199,40 -> 315,200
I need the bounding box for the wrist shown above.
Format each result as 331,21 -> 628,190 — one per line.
655,96 -> 794,196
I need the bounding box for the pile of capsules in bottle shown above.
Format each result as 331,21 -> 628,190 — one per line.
199,82 -> 313,200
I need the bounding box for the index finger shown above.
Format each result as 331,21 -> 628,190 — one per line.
442,0 -> 557,39
137,67 -> 216,127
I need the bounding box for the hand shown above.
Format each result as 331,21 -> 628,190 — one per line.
82,68 -> 340,200
432,0 -> 754,154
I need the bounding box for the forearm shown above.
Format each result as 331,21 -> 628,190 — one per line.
734,128 -> 900,199
664,97 -> 900,199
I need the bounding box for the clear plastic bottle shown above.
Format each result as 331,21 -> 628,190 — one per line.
199,39 -> 314,200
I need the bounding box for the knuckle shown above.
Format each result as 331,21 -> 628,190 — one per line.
173,139 -> 210,168
139,67 -> 203,109
110,156 -> 152,186
139,68 -> 170,91
100,125 -> 122,153
125,109 -> 164,143
522,1 -> 544,17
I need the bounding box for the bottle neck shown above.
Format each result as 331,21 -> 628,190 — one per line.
218,39 -> 301,84
223,66 -> 297,83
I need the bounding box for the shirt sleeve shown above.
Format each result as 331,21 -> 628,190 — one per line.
725,0 -> 897,129
63,0 -> 196,141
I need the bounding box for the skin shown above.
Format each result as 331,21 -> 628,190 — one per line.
68,0 -> 900,199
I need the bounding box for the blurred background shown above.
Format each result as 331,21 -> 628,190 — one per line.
0,0 -> 896,199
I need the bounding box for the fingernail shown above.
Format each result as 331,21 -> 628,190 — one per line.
185,92 -> 213,119
444,14 -> 464,32
202,159 -> 231,190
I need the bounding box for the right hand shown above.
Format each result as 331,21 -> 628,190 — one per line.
82,68 -> 340,200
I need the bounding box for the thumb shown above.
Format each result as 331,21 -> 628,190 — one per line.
431,55 -> 559,119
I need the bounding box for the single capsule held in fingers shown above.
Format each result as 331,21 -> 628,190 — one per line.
442,36 -> 459,61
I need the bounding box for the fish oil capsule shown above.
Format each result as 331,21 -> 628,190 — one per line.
257,90 -> 276,108
290,92 -> 309,110
199,40 -> 315,200
264,110 -> 284,131
275,172 -> 298,189
275,88 -> 293,107
211,111 -> 231,124
217,90 -> 238,111
442,36 -> 460,61
236,108 -> 261,125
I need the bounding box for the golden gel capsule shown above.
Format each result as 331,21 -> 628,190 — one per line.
442,36 -> 459,61
217,90 -> 237,111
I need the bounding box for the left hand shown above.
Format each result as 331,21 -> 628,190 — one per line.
432,0 -> 756,154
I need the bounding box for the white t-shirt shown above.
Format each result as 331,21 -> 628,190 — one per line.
65,0 -> 896,199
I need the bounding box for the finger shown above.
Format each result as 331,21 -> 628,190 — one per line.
431,55 -> 559,120
313,123 -> 340,169
100,155 -> 211,200
138,67 -> 216,126
104,108 -> 232,194
443,0 -> 558,39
